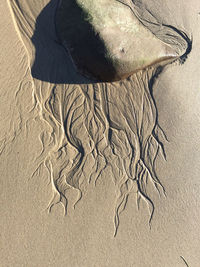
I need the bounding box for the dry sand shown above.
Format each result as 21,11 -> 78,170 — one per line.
1,0 -> 200,266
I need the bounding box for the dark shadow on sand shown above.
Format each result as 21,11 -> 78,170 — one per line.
31,0 -> 117,84
31,0 -> 92,84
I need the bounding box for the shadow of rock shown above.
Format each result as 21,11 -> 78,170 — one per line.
31,0 -> 93,84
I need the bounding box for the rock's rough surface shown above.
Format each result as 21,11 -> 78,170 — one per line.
56,0 -> 178,81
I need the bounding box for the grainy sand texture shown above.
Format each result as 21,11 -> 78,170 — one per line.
1,0 -> 200,266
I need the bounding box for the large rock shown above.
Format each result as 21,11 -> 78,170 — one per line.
56,0 -> 178,82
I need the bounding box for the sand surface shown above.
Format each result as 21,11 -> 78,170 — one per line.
1,0 -> 200,266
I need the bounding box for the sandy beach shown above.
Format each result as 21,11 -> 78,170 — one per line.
1,0 -> 200,266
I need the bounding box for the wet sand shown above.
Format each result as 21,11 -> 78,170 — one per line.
0,0 -> 200,266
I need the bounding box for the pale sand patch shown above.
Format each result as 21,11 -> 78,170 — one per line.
56,0 -> 180,81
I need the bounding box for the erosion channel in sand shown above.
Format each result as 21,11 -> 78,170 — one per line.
53,0 -> 191,235
8,0 -> 191,237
